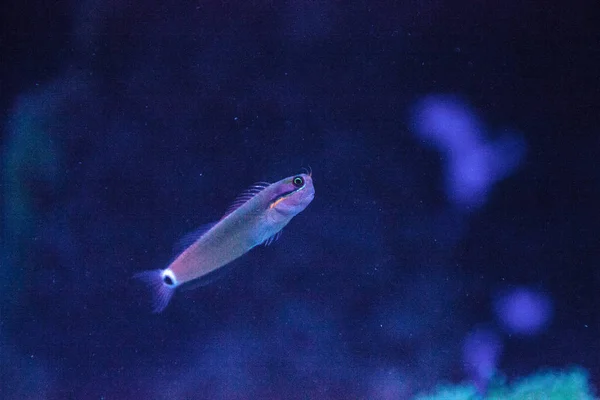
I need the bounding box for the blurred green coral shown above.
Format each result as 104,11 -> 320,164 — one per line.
415,368 -> 597,400
414,383 -> 479,400
1,86 -> 63,306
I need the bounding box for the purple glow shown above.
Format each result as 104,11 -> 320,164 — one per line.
493,287 -> 554,335
462,328 -> 503,393
411,95 -> 526,208
412,96 -> 483,153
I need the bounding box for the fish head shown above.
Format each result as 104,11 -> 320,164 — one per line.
267,173 -> 315,218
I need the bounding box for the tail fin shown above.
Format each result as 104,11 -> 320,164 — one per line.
133,269 -> 175,313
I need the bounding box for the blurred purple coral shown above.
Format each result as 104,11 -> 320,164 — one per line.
462,327 -> 503,393
411,95 -> 526,208
493,286 -> 554,335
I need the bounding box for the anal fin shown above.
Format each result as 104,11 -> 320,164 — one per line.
263,230 -> 282,246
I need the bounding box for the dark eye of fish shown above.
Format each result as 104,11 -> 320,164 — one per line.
293,176 -> 304,188
163,276 -> 175,286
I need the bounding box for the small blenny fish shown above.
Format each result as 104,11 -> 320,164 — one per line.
135,172 -> 315,312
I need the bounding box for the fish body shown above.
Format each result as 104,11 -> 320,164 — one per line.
135,172 -> 314,312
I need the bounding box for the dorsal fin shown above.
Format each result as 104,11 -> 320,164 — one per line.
221,181 -> 271,219
173,222 -> 217,255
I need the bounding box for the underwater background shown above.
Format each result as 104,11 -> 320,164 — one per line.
1,0 -> 599,399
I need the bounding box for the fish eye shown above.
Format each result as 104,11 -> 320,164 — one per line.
292,176 -> 304,188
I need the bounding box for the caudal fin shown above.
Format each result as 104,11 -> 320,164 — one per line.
133,269 -> 175,313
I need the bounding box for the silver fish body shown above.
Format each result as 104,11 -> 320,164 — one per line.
135,173 -> 314,312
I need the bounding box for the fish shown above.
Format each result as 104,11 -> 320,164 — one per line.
134,172 -> 315,312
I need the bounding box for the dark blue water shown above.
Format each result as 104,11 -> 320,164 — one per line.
1,1 -> 599,398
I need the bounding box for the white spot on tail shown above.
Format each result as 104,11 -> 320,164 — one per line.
133,269 -> 177,313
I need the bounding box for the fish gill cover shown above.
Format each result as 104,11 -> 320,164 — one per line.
1,0 -> 599,399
